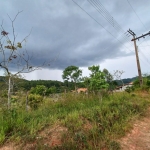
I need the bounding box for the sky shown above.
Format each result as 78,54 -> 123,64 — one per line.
0,0 -> 150,81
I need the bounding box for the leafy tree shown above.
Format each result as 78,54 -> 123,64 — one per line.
103,68 -> 117,90
103,68 -> 113,83
88,65 -> 108,93
30,85 -> 47,96
82,76 -> 90,90
62,65 -> 82,91
48,86 -> 56,94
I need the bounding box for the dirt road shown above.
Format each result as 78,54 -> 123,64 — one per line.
119,107 -> 150,150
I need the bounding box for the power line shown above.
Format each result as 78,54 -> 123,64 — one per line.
90,0 -> 124,32
139,49 -> 150,66
71,0 -> 133,52
126,0 -> 150,54
87,0 -> 134,51
88,0 -> 131,40
138,45 -> 150,65
126,0 -> 148,30
135,32 -> 150,61
131,31 -> 150,41
138,35 -> 150,46
139,45 -> 150,47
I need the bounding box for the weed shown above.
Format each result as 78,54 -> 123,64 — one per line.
0,91 -> 150,149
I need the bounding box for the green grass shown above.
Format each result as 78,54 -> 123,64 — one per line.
0,91 -> 150,149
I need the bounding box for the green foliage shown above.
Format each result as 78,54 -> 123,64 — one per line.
28,94 -> 43,109
48,86 -> 56,94
30,85 -> 47,95
1,90 -> 7,98
133,78 -> 140,87
103,68 -> 113,83
62,66 -> 82,90
30,85 -> 58,96
82,76 -> 90,90
140,85 -> 149,92
19,79 -> 64,92
125,86 -> 135,94
133,75 -> 150,91
62,66 -> 82,82
0,91 -> 150,149
147,80 -> 150,86
88,65 -> 109,92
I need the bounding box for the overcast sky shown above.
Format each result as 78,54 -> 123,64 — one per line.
0,0 -> 150,81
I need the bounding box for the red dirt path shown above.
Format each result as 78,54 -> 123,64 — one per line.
119,107 -> 150,150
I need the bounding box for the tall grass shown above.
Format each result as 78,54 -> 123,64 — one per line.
0,91 -> 150,149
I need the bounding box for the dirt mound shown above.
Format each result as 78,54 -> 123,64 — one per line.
0,125 -> 68,150
39,124 -> 68,147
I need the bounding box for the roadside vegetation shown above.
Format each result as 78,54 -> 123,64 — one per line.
0,79 -> 150,149
1,13 -> 150,150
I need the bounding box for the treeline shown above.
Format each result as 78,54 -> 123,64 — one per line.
0,76 -> 84,92
0,76 -> 138,92
21,80 -> 85,92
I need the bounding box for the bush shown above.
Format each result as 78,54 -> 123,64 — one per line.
28,94 -> 43,109
30,85 -> 47,96
125,86 -> 134,94
146,80 -> 150,87
1,91 -> 7,98
140,85 -> 149,92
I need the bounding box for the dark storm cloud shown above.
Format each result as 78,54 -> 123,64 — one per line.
0,0 -> 150,72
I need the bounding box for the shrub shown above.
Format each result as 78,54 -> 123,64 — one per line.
30,85 -> 47,96
125,86 -> 134,94
28,94 -> 43,109
140,85 -> 149,92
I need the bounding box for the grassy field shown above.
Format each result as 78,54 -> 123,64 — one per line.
0,91 -> 150,149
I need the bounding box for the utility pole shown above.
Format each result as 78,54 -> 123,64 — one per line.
131,31 -> 150,41
128,29 -> 143,86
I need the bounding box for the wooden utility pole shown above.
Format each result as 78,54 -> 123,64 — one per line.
128,29 -> 143,86
131,31 -> 150,41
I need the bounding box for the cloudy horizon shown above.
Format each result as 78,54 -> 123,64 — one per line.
0,0 -> 150,81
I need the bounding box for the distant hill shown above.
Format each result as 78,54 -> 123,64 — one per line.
0,76 -> 138,90
115,77 -> 138,86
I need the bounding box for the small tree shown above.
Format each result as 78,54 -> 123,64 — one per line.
62,65 -> 82,91
103,68 -> 113,83
82,76 -> 90,90
103,68 -> 116,91
0,12 -> 50,109
88,65 -> 109,93
30,85 -> 47,96
49,86 -> 56,94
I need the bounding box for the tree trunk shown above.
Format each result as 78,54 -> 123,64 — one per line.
26,91 -> 29,111
8,76 -> 11,109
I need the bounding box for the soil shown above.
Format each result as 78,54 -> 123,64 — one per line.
119,107 -> 150,150
1,107 -> 150,150
0,125 -> 68,150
